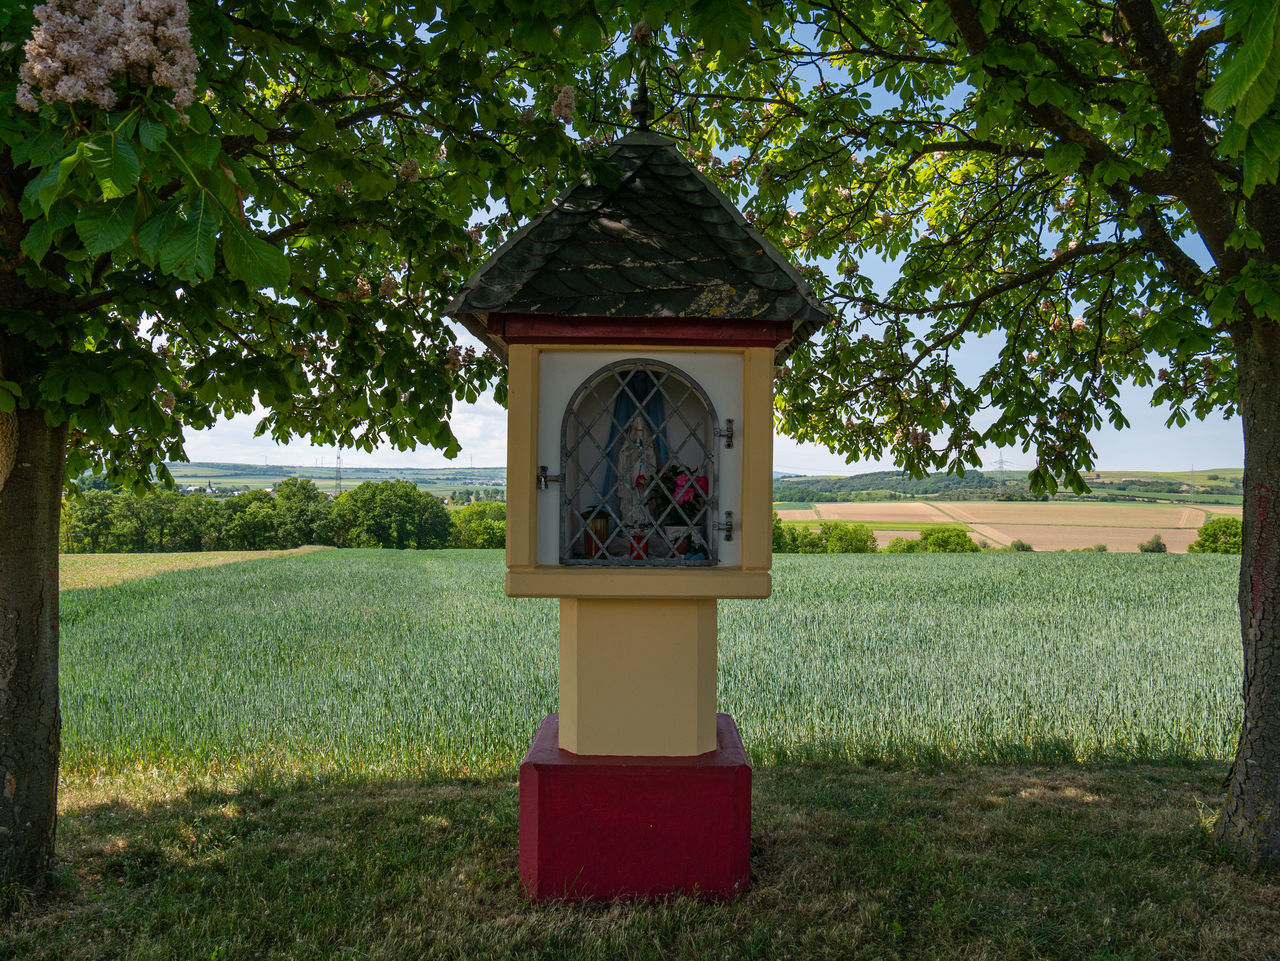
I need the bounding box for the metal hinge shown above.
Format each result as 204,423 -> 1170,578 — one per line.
714,511 -> 734,542
537,466 -> 563,490
714,418 -> 735,449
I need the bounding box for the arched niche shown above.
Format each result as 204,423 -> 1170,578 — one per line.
559,358 -> 719,566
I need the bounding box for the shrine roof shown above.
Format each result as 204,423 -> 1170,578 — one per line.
445,130 -> 830,359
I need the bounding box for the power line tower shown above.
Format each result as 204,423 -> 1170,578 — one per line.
334,453 -> 343,495
997,453 -> 1007,490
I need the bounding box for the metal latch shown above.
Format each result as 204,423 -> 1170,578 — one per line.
714,511 -> 734,542
714,418 -> 734,449
537,466 -> 563,490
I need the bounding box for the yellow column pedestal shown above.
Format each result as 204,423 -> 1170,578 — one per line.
558,598 -> 717,757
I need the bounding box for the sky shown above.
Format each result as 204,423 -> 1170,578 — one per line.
183,384 -> 1242,478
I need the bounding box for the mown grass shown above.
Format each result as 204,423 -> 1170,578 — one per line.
58,550 -> 1240,778
7,764 -> 1278,960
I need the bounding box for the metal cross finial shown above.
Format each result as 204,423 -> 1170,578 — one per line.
630,61 -> 652,131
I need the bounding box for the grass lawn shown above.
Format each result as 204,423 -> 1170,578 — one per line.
6,764 -> 1276,960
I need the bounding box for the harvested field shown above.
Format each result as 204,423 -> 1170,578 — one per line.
776,508 -> 819,521
814,501 -> 952,523
975,525 -> 1200,553
933,501 -> 1206,528
1204,503 -> 1247,515
873,529 -> 921,547
775,499 -> 1244,552
59,547 -> 330,590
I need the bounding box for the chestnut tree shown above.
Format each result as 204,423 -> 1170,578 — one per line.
0,0 -> 605,885
637,0 -> 1280,864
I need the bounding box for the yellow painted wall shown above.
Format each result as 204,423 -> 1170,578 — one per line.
740,346 -> 774,573
505,343 -> 774,597
559,598 -> 718,757
505,345 -> 539,569
507,567 -> 769,599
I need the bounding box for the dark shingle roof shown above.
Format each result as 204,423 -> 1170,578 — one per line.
446,131 -> 829,359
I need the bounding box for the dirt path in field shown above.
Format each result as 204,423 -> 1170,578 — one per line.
1179,507 -> 1207,528
964,524 -> 1014,547
931,502 -> 980,525
59,546 -> 331,590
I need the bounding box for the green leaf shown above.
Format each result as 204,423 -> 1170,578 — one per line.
1237,31 -> 1280,128
74,193 -> 139,256
222,222 -> 291,290
0,381 -> 21,413
139,115 -> 168,151
84,133 -> 140,200
37,145 -> 84,213
20,216 -> 53,264
1206,1 -> 1280,115
1044,141 -> 1085,176
135,200 -> 181,261
187,135 -> 222,168
1243,135 -> 1279,196
159,193 -> 217,282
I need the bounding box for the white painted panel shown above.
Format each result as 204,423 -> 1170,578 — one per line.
537,350 -> 743,567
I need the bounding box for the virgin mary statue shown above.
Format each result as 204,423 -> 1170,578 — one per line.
616,417 -> 657,528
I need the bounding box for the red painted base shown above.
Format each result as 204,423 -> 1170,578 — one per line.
519,713 -> 752,901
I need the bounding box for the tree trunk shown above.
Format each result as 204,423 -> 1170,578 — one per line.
0,408 -> 66,886
1217,320 -> 1280,866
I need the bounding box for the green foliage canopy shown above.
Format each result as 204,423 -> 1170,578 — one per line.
613,1 -> 1278,495
1188,515 -> 1243,554
1,0 -> 610,485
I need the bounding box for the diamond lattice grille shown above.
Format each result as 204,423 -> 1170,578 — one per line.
560,359 -> 718,566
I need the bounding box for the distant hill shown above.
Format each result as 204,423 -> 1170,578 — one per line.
164,462 -> 505,494
774,470 -> 999,501
773,466 -> 1243,505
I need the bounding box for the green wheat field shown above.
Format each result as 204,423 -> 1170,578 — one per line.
60,550 -> 1241,777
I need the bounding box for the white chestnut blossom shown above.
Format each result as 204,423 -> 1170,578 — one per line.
18,0 -> 198,112
551,85 -> 575,122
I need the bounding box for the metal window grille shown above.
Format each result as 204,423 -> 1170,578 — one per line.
560,359 -> 719,566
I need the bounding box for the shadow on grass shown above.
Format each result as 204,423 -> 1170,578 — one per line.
6,763 -> 1279,961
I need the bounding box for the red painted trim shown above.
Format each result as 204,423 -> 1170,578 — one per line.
519,713 -> 752,901
491,314 -> 792,349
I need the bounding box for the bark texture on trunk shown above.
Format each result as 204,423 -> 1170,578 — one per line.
0,407 -> 66,886
1217,320 -> 1280,866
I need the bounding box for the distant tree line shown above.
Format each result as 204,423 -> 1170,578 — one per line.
771,515 -> 982,554
774,469 -> 1243,506
59,479 -> 506,553
447,486 -> 506,504
774,470 -> 999,503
